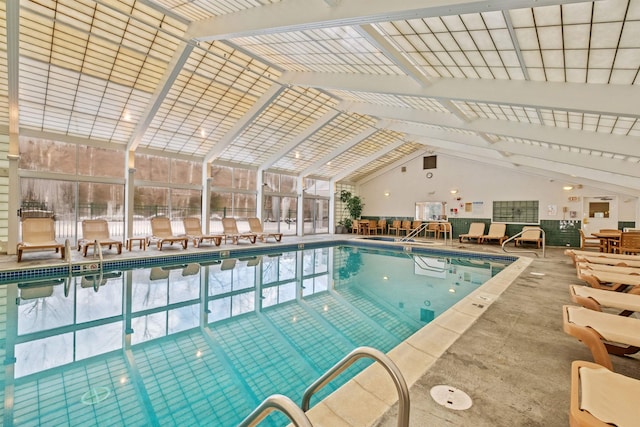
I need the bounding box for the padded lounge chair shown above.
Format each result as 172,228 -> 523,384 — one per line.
222,218 -> 257,244
569,284 -> 640,316
458,222 -> 485,243
17,217 -> 66,262
514,226 -> 543,248
578,268 -> 640,293
78,219 -> 123,257
248,217 -> 283,242
570,360 -> 640,427
148,217 -> 188,250
565,249 -> 640,267
480,223 -> 508,245
562,305 -> 640,370
182,217 -> 223,247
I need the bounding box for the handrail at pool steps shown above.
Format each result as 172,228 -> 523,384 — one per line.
302,346 -> 409,427
238,346 -> 410,427
237,394 -> 312,427
501,227 -> 545,258
400,222 -> 428,241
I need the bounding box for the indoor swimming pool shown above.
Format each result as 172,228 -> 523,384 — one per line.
0,243 -> 515,426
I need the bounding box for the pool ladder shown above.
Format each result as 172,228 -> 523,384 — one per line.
238,346 -> 410,427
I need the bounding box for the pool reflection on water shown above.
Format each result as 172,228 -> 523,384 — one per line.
4,245 -> 511,426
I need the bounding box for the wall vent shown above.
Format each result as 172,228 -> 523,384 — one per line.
423,155 -> 437,169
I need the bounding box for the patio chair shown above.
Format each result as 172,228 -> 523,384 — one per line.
182,217 -> 223,247
248,217 -> 283,242
480,223 -> 508,245
562,304 -> 640,371
17,217 -> 66,262
514,226 -> 543,248
579,229 -> 604,251
78,219 -> 123,257
614,232 -> 640,255
148,217 -> 188,250
399,220 -> 412,236
388,220 -> 401,236
424,222 -> 439,239
458,222 -> 485,243
222,218 -> 257,244
570,360 -> 640,427
376,219 -> 387,234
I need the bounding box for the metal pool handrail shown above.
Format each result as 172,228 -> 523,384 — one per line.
301,346 -> 410,427
237,394 -> 312,427
501,227 -> 545,258
400,222 -> 428,241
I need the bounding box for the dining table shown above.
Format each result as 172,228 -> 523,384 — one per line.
592,231 -> 622,253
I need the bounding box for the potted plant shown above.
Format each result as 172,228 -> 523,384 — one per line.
336,190 -> 364,233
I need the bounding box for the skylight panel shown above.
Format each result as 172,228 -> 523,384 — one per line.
591,22 -> 624,49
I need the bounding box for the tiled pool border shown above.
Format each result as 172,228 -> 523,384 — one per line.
0,239 -> 518,285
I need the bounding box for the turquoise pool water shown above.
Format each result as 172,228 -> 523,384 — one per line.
0,244 -> 512,426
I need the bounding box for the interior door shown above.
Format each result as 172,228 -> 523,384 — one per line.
582,196 -> 618,235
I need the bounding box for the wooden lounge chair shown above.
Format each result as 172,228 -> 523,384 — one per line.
570,360 -> 640,427
574,254 -> 640,268
77,219 -> 123,257
458,222 -> 485,243
222,218 -> 257,244
562,305 -> 640,371
248,217 -> 282,242
148,217 -> 188,250
514,226 -> 543,248
17,217 -> 66,262
480,223 -> 508,245
182,217 -> 223,247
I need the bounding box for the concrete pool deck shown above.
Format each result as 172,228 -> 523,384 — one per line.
2,235 -> 639,426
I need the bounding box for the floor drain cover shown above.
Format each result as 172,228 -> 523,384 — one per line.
430,385 -> 472,410
81,387 -> 110,405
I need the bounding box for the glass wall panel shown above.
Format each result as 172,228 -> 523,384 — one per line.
78,182 -> 125,240
78,146 -> 125,178
134,186 -> 169,235
211,165 -> 233,187
19,178 -> 77,242
171,159 -> 202,185
134,153 -> 170,182
19,138 -> 77,173
303,198 -> 329,234
263,195 -> 297,235
233,168 -> 256,190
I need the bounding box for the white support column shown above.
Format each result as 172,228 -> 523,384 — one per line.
202,162 -> 211,233
329,179 -> 336,234
297,176 -> 304,236
124,151 -> 135,239
256,168 -> 264,221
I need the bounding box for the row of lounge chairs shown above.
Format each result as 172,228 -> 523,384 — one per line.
17,216 -> 283,262
561,248 -> 640,426
457,223 -> 543,247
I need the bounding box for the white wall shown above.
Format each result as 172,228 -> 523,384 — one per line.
359,154 -> 638,223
